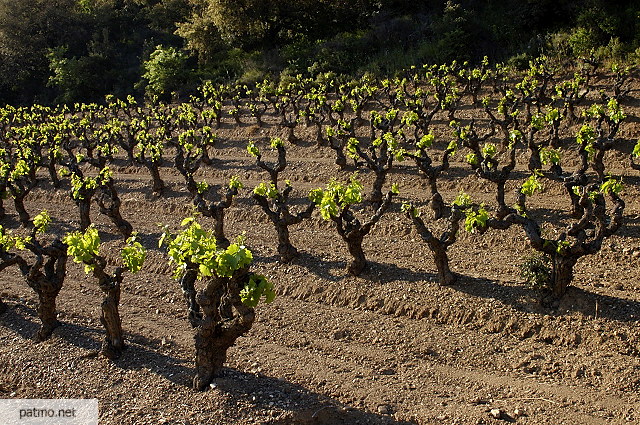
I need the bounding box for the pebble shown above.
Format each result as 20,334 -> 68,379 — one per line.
489,408 -> 502,419
332,330 -> 347,340
377,404 -> 391,414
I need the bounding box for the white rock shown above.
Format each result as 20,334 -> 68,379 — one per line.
489,408 -> 502,419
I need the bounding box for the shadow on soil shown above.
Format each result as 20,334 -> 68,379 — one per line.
284,252 -> 346,282
283,252 -> 437,285
210,368 -> 415,425
453,275 -> 640,323
0,300 -> 193,386
0,301 -> 413,425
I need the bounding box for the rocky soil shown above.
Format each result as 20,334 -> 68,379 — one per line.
1,76 -> 640,425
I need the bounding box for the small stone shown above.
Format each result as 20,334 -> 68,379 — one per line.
513,407 -> 526,417
489,408 -> 502,419
377,404 -> 391,415
332,330 -> 347,340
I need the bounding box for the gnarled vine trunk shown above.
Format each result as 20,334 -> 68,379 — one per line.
334,192 -> 395,277
346,235 -> 366,276
212,208 -> 229,249
77,198 -> 92,231
26,241 -> 67,341
143,162 -> 165,195
550,255 -> 579,299
193,270 -> 255,391
252,192 -> 315,263
96,184 -> 133,239
180,266 -> 202,328
431,247 -> 456,286
93,265 -> 125,359
276,225 -> 298,263
370,171 -> 388,210
34,286 -> 61,340
407,206 -> 463,286
14,194 -> 31,227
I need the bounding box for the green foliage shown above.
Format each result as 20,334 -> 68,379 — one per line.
417,134 -> 435,150
521,173 -> 543,196
465,152 -> 479,166
464,206 -> 489,234
254,182 -> 279,199
229,175 -> 243,190
606,98 -> 626,123
540,148 -> 561,166
32,210 -> 51,233
65,224 -> 146,275
519,254 -> 552,289
0,226 -> 28,251
576,125 -> 596,152
161,217 -> 254,279
141,45 -> 192,98
211,242 -> 253,278
401,202 -> 419,218
310,175 -> 363,221
270,137 -> 284,149
600,177 -> 623,196
530,113 -> 544,131
446,140 -> 458,156
346,138 -> 359,160
240,274 -> 276,308
64,225 -> 100,274
545,108 -> 561,123
482,143 -> 497,158
121,233 -> 146,274
633,139 -> 640,158
453,191 -> 472,208
2,0 -> 640,105
508,130 -> 522,144
401,110 -> 418,127
10,160 -> 31,181
196,181 -> 209,194
69,167 -> 111,200
247,141 -> 260,157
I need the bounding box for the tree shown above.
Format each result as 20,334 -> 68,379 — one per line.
141,45 -> 192,99
310,176 -> 398,276
0,211 -> 67,341
0,0 -> 85,103
161,218 -> 274,390
64,226 -> 146,358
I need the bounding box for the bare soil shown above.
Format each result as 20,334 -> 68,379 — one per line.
1,80 -> 640,425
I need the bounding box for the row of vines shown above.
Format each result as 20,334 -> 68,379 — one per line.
0,55 -> 637,390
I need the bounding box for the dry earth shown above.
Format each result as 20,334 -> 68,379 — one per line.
1,76 -> 640,425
